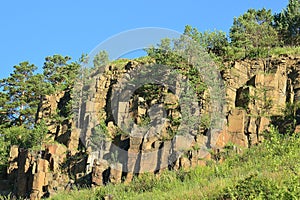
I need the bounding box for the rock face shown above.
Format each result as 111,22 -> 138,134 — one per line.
1,56 -> 300,199
221,55 -> 300,147
5,144 -> 71,199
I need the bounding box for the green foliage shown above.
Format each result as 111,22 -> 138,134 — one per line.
138,115 -> 151,127
90,120 -> 110,151
146,38 -> 185,67
0,62 -> 44,127
269,46 -> 300,56
2,1 -> 300,198
129,173 -> 158,193
222,174 -> 285,199
93,50 -> 109,68
184,25 -> 229,57
271,102 -> 300,134
146,37 -> 207,97
43,55 -> 80,92
0,194 -> 13,200
0,54 -> 79,174
200,113 -> 211,129
230,8 -> 279,58
274,0 -> 300,46
0,135 -> 8,170
2,121 -> 47,149
0,120 -> 48,170
221,126 -> 300,199
0,91 -> 9,129
133,84 -> 164,104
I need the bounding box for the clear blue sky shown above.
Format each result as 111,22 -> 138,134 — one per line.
0,0 -> 288,79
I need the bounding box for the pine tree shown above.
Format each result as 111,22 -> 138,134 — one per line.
183,25 -> 229,57
43,55 -> 80,92
230,8 -> 278,57
93,50 -> 109,68
0,91 -> 9,128
0,62 -> 42,127
274,0 -> 300,46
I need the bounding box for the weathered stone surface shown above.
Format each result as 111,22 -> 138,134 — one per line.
215,130 -> 231,148
37,159 -> 49,173
45,144 -> 67,158
67,128 -> 80,154
7,145 -> 19,179
195,134 -> 208,147
179,156 -> 190,170
191,150 -> 211,167
164,93 -> 179,109
227,108 -> 245,134
142,129 -> 159,150
124,172 -> 134,184
294,125 -> 300,133
46,144 -> 67,173
109,163 -> 122,184
230,131 -> 248,147
248,117 -> 257,134
139,151 -> 158,173
16,149 -> 32,197
157,141 -> 171,171
127,150 -> 140,174
107,121 -> 117,137
173,135 -> 194,152
258,117 -> 270,133
225,87 -> 236,112
85,100 -> 95,113
92,159 -> 109,186
31,172 -> 46,199
253,71 -> 287,115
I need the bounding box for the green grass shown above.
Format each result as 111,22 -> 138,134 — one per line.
50,126 -> 300,200
223,46 -> 300,61
270,46 -> 300,57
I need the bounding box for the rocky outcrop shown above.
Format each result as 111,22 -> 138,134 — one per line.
5,144 -> 71,199
1,55 -> 300,199
221,55 -> 300,148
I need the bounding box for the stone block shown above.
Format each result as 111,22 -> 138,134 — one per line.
109,163 -> 123,184
228,108 -> 245,134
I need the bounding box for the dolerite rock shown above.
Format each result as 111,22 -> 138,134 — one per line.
4,57 -> 300,199
109,163 -> 123,184
16,149 -> 32,197
91,159 -> 109,186
30,172 -> 46,200
7,145 -> 19,182
227,108 -> 248,147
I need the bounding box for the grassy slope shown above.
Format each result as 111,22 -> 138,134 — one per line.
51,126 -> 300,200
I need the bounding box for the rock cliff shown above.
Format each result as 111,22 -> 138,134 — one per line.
1,55 -> 300,199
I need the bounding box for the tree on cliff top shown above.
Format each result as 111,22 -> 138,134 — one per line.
274,0 -> 300,46
184,25 -> 229,57
93,50 -> 109,68
43,55 -> 80,92
230,8 -> 279,58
